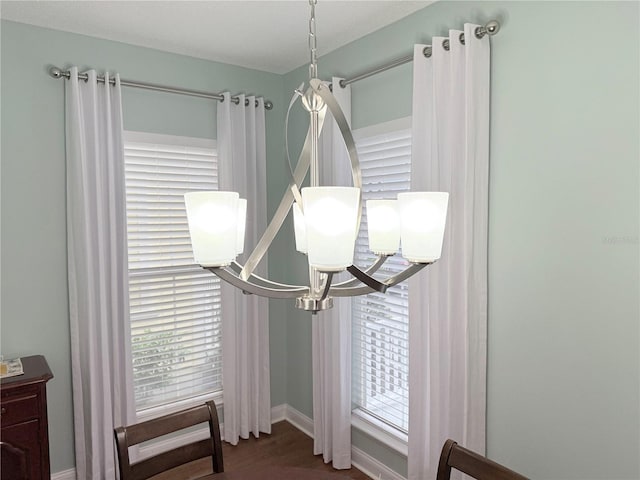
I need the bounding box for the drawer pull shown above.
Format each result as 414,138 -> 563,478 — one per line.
1,407 -> 6,414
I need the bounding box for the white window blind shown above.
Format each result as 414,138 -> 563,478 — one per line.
124,132 -> 223,412
352,123 -> 412,434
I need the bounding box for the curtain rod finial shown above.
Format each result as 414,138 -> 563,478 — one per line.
485,20 -> 500,36
475,20 -> 500,39
49,66 -> 62,78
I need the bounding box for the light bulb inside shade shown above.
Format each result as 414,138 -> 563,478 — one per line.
398,192 -> 449,263
293,202 -> 307,254
302,186 -> 360,272
184,191 -> 239,267
236,199 -> 247,255
366,199 -> 400,255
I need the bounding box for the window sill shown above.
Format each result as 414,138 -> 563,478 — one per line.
136,391 -> 224,423
351,408 -> 408,456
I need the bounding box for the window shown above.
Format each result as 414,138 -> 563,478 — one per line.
351,118 -> 412,445
124,132 -> 222,415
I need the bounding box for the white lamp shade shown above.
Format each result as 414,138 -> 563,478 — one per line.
398,192 -> 449,263
184,191 -> 239,267
293,202 -> 307,254
367,199 -> 400,255
302,186 -> 360,272
236,198 -> 247,255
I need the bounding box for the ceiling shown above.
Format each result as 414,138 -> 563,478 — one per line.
0,1 -> 433,74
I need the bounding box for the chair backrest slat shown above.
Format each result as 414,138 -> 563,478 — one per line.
437,439 -> 528,480
131,439 -> 214,480
114,400 -> 224,480
125,406 -> 212,445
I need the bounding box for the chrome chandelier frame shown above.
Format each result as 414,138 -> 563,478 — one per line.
205,78 -> 431,313
203,1 -> 433,313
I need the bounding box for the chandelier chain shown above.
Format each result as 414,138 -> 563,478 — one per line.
308,0 -> 318,79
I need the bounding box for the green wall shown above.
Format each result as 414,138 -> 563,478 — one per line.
0,19 -> 287,472
2,1 -> 639,479
282,2 -> 639,479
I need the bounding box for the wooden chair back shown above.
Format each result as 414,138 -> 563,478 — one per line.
436,439 -> 529,480
114,400 -> 223,480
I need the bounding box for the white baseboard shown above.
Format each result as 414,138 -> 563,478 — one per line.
51,468 -> 76,480
276,404 -> 407,480
277,403 -> 314,438
352,445 -> 407,480
271,403 -> 287,423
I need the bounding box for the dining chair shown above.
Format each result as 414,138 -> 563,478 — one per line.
436,439 -> 529,480
114,400 -> 224,480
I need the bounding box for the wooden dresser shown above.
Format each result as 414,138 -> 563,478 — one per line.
1,355 -> 54,480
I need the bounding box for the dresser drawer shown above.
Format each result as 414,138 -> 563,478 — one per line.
0,393 -> 39,427
0,356 -> 53,480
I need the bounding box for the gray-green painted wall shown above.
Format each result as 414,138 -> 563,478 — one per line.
2,1 -> 639,479
0,19 -> 287,472
282,2 -> 639,479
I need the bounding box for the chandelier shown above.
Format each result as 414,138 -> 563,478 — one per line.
184,0 -> 448,313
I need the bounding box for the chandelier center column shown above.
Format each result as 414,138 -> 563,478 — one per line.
302,85 -> 326,300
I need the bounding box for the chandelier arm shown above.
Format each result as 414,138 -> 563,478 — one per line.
318,272 -> 334,301
382,261 -> 431,286
332,255 -> 390,287
208,267 -> 309,299
329,262 -> 430,297
285,83 -> 306,207
327,285 -> 377,298
240,107 -> 327,281
346,265 -> 388,293
228,262 -> 309,290
309,79 -> 361,189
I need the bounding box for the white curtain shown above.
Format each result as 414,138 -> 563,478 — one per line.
217,92 -> 271,444
65,67 -> 137,479
312,77 -> 352,469
408,24 -> 490,480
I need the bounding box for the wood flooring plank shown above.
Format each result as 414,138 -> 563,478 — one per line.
149,421 -> 371,480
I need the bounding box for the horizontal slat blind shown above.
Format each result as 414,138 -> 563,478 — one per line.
124,135 -> 223,411
352,128 -> 412,434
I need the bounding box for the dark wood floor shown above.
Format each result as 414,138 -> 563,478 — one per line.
151,421 -> 371,480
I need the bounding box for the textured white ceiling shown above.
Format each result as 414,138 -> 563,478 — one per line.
1,1 -> 433,73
